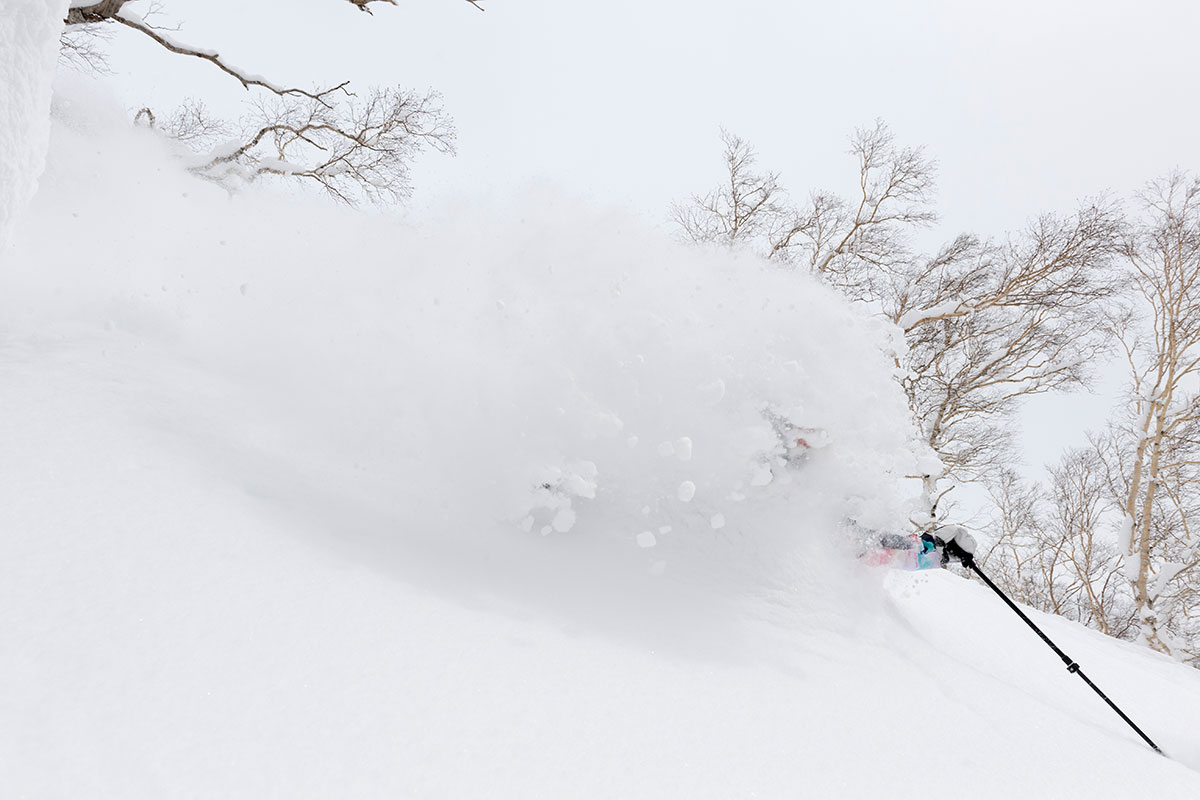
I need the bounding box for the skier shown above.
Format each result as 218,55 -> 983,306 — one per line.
872,524 -> 978,570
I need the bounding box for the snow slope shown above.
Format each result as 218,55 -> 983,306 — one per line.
3,76 -> 1200,799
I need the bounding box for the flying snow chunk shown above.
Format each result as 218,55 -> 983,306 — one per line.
749,465 -> 774,487
675,437 -> 693,461
677,481 -> 696,502
552,507 -> 576,533
637,531 -> 657,548
710,514 -> 726,530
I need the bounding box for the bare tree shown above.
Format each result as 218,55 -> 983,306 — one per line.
62,0 -> 465,203
672,129 -> 785,250
675,121 -> 936,301
1044,447 -> 1134,634
1107,172 -> 1200,656
779,121 -> 938,301
978,469 -> 1046,604
981,454 -> 1136,640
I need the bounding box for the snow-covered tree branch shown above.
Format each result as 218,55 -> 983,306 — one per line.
61,0 -> 462,203
890,203 -> 1122,485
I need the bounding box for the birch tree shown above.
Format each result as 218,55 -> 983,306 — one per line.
977,469 -> 1046,604
1047,447 -> 1134,636
1109,172 -> 1200,657
887,204 -> 1120,492
671,130 -> 785,254
981,455 -> 1136,641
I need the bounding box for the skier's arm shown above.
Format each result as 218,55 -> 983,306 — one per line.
935,525 -> 977,566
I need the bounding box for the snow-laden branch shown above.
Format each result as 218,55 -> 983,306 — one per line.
896,298 -> 972,331
67,2 -> 350,105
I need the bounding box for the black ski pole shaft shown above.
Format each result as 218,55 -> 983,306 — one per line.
965,559 -> 1164,756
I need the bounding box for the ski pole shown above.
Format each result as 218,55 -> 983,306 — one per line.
964,559 -> 1164,756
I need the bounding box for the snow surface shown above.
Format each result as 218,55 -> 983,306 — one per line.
0,0 -> 69,250
2,75 -> 1200,798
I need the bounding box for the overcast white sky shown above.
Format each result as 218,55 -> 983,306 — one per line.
89,0 -> 1200,477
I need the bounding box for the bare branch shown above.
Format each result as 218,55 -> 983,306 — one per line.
67,2 -> 349,105
159,98 -> 233,146
59,18 -> 112,72
345,0 -> 396,12
182,87 -> 454,205
345,0 -> 484,11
